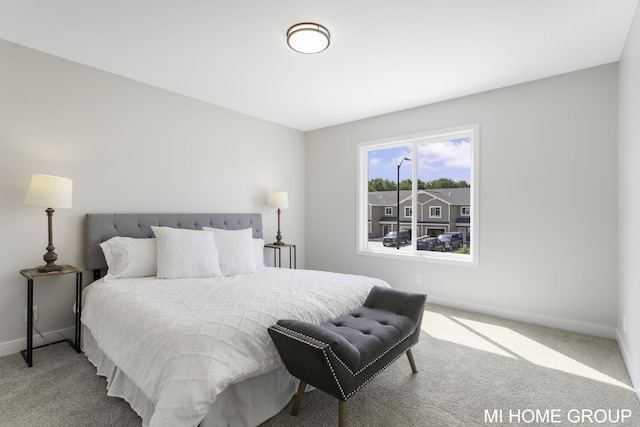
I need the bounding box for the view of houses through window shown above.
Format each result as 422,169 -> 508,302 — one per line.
358,125 -> 478,263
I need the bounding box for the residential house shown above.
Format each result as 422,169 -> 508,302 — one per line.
369,188 -> 471,241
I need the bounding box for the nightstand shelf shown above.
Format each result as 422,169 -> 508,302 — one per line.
19,265 -> 82,367
264,243 -> 297,269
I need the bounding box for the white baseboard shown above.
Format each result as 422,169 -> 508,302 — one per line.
0,327 -> 75,358
427,295 -> 618,339
617,330 -> 640,402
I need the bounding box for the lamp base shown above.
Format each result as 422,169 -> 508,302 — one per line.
37,264 -> 63,273
37,208 -> 64,273
273,223 -> 284,246
40,242 -> 62,273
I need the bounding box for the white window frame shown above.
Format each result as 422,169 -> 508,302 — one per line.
384,207 -> 393,216
429,206 -> 441,218
356,124 -> 479,266
461,206 -> 470,216
404,206 -> 413,218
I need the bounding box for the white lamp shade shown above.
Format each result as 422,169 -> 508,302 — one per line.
287,23 -> 330,54
269,191 -> 289,209
24,174 -> 73,209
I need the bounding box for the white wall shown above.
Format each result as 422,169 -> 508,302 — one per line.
306,64 -> 619,337
618,3 -> 640,398
0,32 -> 629,371
0,40 -> 305,354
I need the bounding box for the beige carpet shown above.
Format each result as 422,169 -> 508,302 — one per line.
1,303 -> 638,426
0,341 -> 141,426
261,304 -> 640,426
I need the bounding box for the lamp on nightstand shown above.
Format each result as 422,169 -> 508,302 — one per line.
269,191 -> 289,246
24,174 -> 73,272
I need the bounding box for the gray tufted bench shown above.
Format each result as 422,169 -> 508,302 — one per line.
268,285 -> 426,427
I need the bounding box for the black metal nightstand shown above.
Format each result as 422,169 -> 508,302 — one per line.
19,265 -> 82,367
264,243 -> 297,269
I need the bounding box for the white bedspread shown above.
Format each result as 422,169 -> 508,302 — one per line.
81,267 -> 389,427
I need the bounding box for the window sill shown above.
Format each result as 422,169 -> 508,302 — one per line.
356,246 -> 477,267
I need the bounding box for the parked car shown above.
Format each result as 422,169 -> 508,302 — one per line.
437,232 -> 464,251
417,237 -> 445,252
383,230 -> 411,247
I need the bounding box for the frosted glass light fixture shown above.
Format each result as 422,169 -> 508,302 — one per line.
287,23 -> 330,54
24,174 -> 73,272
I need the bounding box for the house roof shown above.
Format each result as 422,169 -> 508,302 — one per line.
369,191 -> 412,207
369,188 -> 470,206
423,188 -> 470,205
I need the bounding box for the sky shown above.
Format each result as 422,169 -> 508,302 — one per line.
368,137 -> 471,183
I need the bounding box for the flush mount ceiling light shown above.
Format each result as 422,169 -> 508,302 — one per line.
287,22 -> 330,54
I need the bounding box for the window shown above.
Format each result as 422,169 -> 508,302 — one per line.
358,124 -> 479,265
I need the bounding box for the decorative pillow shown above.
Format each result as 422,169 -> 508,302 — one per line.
203,227 -> 257,276
151,226 -> 222,279
99,237 -> 157,279
253,238 -> 266,268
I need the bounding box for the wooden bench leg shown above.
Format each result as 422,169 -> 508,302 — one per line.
339,400 -> 347,427
291,381 -> 307,416
407,348 -> 418,373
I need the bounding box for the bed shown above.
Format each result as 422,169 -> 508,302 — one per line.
82,213 -> 390,427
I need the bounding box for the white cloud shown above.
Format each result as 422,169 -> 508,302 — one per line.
418,139 -> 471,172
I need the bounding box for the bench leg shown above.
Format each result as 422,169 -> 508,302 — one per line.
407,348 -> 418,373
291,380 -> 307,416
339,400 -> 347,427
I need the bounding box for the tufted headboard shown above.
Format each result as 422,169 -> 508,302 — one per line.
85,213 -> 262,278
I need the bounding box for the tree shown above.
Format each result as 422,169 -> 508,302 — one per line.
399,179 -> 412,190
368,178 -> 398,191
369,177 -> 469,190
419,178 -> 470,189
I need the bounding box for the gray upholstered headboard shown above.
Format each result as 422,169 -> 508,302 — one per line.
85,213 -> 262,277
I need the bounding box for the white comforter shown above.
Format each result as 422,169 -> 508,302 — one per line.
81,267 -> 389,427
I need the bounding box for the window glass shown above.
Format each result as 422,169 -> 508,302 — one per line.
358,125 -> 478,264
405,206 -> 413,217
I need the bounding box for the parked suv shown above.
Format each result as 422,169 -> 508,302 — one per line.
437,232 -> 464,251
383,230 -> 411,247
417,236 -> 445,252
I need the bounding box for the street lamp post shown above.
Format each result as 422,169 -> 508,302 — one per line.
397,157 -> 410,249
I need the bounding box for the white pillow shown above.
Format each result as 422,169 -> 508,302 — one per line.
253,238 -> 266,268
99,237 -> 157,279
151,226 -> 222,279
203,227 -> 257,276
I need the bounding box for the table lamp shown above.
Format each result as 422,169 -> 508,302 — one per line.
24,174 -> 73,272
268,191 -> 289,245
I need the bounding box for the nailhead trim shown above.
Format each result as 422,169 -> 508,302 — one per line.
269,325 -> 349,399
270,301 -> 425,401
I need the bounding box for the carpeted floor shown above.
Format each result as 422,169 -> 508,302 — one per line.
0,341 -> 141,426
1,304 -> 639,426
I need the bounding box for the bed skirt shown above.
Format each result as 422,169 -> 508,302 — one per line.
82,325 -> 298,427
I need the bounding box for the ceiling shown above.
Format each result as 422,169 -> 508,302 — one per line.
0,0 -> 637,131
